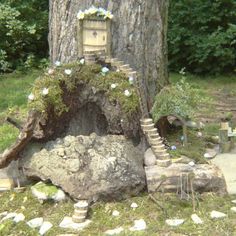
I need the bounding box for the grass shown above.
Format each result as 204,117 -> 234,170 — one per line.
0,70 -> 40,152
0,188 -> 236,235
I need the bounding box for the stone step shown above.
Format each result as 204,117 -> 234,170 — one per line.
146,128 -> 158,136
73,209 -> 87,218
148,133 -> 160,139
153,148 -> 169,155
119,64 -> 130,71
156,159 -> 172,167
140,118 -> 153,125
151,143 -> 165,149
72,215 -> 86,224
148,135 -> 162,141
128,71 -> 137,78
141,124 -> 155,131
112,61 -> 124,67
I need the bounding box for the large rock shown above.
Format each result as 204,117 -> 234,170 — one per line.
20,134 -> 145,201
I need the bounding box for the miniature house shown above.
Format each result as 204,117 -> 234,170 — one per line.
77,17 -> 111,58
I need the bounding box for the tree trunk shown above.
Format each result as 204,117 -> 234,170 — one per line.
49,0 -> 169,106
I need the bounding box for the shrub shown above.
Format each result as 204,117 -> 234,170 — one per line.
0,0 -> 48,72
151,78 -> 204,123
168,0 -> 236,74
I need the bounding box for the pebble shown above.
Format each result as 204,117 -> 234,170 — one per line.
1,212 -> 17,222
210,210 -> 226,219
13,213 -> 25,223
39,221 -> 53,235
129,219 -> 147,231
165,219 -> 185,226
231,200 -> 236,204
231,207 -> 236,213
27,217 -> 44,228
191,214 -> 203,224
105,227 -> 124,235
59,216 -> 91,230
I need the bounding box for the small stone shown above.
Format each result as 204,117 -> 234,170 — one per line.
27,217 -> 44,228
144,148 -> 156,166
165,219 -> 185,226
105,226 -> 124,235
210,210 -> 226,219
1,212 -> 17,222
59,216 -> 91,230
130,202 -> 138,209
231,207 -> 236,213
0,212 -> 8,218
204,150 -> 217,159
191,214 -> 203,224
112,210 -> 120,217
231,200 -> 236,204
129,219 -> 147,231
39,221 -> 53,235
186,121 -> 198,129
53,189 -> 66,202
13,213 -> 25,223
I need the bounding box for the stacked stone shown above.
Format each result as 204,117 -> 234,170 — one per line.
141,118 -> 171,167
72,200 -> 89,223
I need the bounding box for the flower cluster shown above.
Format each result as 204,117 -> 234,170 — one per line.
77,6 -> 113,20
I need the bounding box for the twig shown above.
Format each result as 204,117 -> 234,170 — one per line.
148,194 -> 168,218
6,117 -> 22,130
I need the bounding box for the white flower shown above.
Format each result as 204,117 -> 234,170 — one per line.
64,69 -> 72,75
77,10 -> 85,19
55,61 -> 61,67
188,161 -> 195,167
131,202 -> 138,209
79,58 -> 85,65
42,88 -> 49,96
87,6 -> 98,15
28,93 -> 35,101
48,68 -> 54,75
102,67 -> 109,74
111,83 -> 117,89
112,210 -> 120,217
104,11 -> 114,19
129,76 -> 134,85
124,90 -> 131,97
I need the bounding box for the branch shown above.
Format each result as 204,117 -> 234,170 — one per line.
6,117 -> 23,130
0,111 -> 39,169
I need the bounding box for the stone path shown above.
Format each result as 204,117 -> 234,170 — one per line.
211,151 -> 236,194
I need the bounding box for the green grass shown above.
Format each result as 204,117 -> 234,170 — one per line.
0,70 -> 40,152
0,188 -> 236,235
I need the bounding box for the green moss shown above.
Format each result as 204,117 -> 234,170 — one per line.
28,63 -> 139,117
32,182 -> 58,198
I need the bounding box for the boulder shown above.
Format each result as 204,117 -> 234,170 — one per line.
20,133 -> 145,201
145,163 -> 227,195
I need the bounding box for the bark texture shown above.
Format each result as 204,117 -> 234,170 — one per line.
49,0 -> 169,105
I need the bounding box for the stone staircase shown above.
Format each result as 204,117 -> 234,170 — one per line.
83,52 -> 171,167
140,118 -> 171,167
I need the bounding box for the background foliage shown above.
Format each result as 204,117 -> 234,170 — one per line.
168,0 -> 236,74
0,0 -> 48,72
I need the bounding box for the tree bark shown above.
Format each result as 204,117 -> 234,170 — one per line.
0,111 -> 39,169
49,0 -> 169,106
